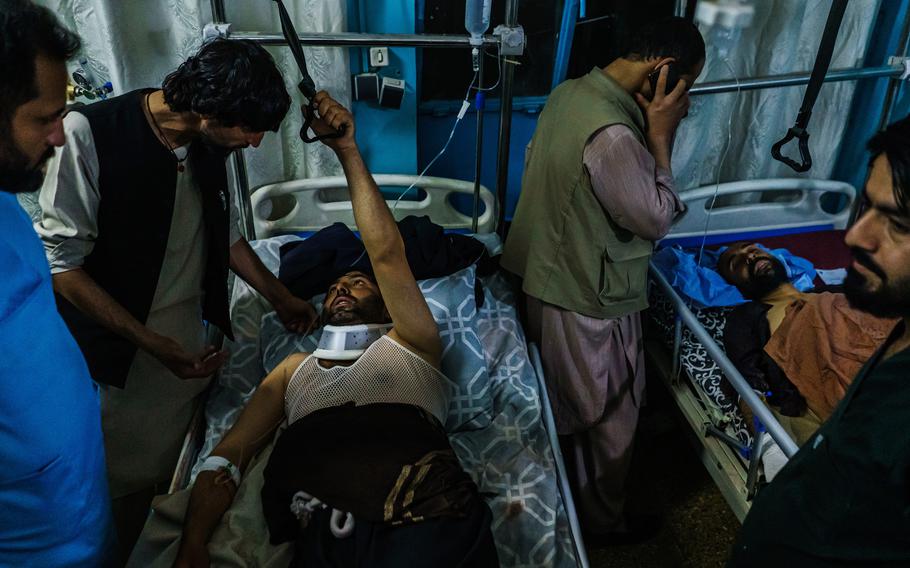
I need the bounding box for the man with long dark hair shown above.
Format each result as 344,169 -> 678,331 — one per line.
0,0 -> 114,564
501,17 -> 704,543
33,38 -> 316,558
729,117 -> 910,565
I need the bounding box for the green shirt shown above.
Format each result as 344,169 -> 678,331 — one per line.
729,324 -> 910,566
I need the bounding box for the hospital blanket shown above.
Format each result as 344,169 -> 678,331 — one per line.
177,235 -> 576,567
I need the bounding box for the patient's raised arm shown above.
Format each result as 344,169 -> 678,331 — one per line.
307,92 -> 442,367
175,353 -> 305,567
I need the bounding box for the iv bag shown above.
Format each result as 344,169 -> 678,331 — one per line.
465,0 -> 492,47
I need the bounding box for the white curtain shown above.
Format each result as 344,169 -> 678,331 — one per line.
672,0 -> 880,191
41,0 -> 350,186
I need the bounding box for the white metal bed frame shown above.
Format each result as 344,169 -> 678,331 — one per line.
250,174 -> 497,236
649,177 -> 856,521
169,177 -> 589,568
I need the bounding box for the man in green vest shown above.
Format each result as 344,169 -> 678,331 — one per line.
501,17 -> 704,543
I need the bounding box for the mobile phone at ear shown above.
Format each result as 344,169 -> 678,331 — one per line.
648,62 -> 681,96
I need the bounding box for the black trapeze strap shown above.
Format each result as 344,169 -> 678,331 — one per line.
272,0 -> 345,144
771,0 -> 848,173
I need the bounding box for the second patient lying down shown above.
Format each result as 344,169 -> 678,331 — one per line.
173,93 -> 498,568
717,242 -> 897,445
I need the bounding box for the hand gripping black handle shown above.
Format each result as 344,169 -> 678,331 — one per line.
273,0 -> 345,143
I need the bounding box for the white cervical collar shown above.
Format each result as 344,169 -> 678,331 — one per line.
312,323 -> 394,361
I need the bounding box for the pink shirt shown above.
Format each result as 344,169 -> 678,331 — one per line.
582,124 -> 685,240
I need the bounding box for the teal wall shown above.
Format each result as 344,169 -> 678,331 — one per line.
347,0 -> 418,175
832,0 -> 910,192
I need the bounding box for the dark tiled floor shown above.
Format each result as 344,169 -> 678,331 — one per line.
586,376 -> 740,568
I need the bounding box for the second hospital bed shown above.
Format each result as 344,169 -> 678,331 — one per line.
134,176 -> 589,568
645,177 -> 858,521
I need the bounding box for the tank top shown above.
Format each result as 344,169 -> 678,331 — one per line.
285,335 -> 449,426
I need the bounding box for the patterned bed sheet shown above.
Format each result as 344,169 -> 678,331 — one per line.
648,286 -> 752,448
192,235 -> 577,568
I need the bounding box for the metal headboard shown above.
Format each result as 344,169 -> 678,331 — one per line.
250,174 -> 496,238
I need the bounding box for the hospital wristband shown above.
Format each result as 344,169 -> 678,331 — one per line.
199,456 -> 241,487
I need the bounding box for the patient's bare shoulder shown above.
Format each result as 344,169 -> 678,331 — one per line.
386,329 -> 441,370
264,352 -> 310,391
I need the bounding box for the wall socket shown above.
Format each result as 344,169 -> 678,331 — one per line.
369,47 -> 390,67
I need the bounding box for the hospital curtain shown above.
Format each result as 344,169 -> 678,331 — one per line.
39,0 -> 351,187
672,0 -> 881,192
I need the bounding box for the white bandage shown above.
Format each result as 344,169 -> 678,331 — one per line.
199,456 -> 241,487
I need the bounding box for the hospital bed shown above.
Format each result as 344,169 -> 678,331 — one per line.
151,176 -> 588,568
645,178 -> 857,521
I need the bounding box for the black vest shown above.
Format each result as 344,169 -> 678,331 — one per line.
56,89 -> 234,388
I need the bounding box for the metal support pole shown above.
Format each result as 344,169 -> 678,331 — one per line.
745,434 -> 771,500
650,264 -> 800,458
674,0 -> 689,18
689,65 -> 902,97
227,31 -> 498,48
495,0 -> 520,236
849,13 -> 910,226
671,316 -> 683,382
210,0 -> 226,23
231,151 -> 257,240
704,424 -> 749,453
472,54 -> 485,233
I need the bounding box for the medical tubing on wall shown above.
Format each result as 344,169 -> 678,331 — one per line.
697,57 -> 741,266
389,72 -> 479,212
348,73 -> 479,267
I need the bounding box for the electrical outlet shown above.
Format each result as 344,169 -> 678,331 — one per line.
369,47 -> 390,67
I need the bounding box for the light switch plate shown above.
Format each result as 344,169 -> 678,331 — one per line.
369,47 -> 389,67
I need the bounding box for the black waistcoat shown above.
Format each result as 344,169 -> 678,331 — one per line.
56,89 -> 234,388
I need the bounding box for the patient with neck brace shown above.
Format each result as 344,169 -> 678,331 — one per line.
173,93 -> 498,568
717,242 -> 897,444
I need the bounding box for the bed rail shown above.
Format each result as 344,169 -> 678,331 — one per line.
529,343 -> 589,568
649,265 -> 800,458
666,178 -> 856,245
250,174 -> 496,238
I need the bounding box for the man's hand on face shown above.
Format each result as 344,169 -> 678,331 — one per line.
145,334 -> 228,379
635,64 -> 691,146
301,91 -> 357,154
274,294 -> 318,335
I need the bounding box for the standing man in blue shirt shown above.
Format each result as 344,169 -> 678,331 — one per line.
0,1 -> 114,565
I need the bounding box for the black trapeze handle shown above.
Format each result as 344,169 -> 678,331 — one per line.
273,0 -> 345,144
771,0 -> 847,173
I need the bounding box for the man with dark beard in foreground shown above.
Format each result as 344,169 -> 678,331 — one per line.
728,116 -> 910,565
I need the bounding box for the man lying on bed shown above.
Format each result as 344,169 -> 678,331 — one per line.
717,243 -> 896,445
173,93 -> 498,568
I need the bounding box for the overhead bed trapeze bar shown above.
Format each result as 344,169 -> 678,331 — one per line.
689,64 -> 904,96
227,30 -> 500,48
649,264 -> 800,458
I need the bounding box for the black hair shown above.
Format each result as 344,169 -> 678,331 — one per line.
867,115 -> 910,216
162,38 -> 290,132
624,16 -> 706,75
0,0 -> 80,123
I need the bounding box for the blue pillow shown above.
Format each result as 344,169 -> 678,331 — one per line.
259,265 -> 493,432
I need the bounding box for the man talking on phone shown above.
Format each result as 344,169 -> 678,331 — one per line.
501,17 -> 704,544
